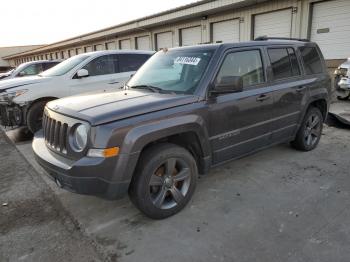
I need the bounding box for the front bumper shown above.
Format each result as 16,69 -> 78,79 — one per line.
338,78 -> 350,90
32,131 -> 130,199
0,103 -> 25,127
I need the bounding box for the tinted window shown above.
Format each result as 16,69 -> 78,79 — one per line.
268,48 -> 300,80
216,50 -> 265,88
83,55 -> 118,76
18,64 -> 43,76
119,54 -> 151,73
42,62 -> 60,71
299,47 -> 323,75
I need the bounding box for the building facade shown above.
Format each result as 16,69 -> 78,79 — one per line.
3,0 -> 349,68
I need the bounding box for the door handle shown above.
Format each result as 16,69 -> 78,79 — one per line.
295,86 -> 307,92
256,94 -> 271,102
108,81 -> 119,85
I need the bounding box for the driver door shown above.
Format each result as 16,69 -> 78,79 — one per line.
207,48 -> 275,164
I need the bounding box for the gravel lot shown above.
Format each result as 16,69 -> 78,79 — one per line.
1,108 -> 350,262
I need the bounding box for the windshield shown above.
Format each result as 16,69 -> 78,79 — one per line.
127,49 -> 214,94
40,55 -> 89,77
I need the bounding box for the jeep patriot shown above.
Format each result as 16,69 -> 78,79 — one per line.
33,38 -> 331,219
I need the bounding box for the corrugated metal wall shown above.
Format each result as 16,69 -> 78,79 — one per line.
7,0 -> 342,67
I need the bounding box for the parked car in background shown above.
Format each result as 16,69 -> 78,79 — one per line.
33,38 -> 331,219
0,50 -> 154,133
0,60 -> 62,81
334,58 -> 350,100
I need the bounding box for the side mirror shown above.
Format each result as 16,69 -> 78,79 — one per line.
211,76 -> 243,94
18,71 -> 26,77
76,69 -> 89,78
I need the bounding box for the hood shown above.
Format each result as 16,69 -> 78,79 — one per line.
47,90 -> 198,125
0,75 -> 52,92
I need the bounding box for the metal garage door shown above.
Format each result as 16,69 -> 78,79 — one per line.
310,0 -> 350,59
106,42 -> 117,50
120,39 -> 131,49
254,9 -> 292,39
76,48 -> 83,54
94,44 -> 104,51
137,36 -> 151,50
212,19 -> 240,43
181,26 -> 201,46
156,32 -> 173,50
85,46 -> 93,53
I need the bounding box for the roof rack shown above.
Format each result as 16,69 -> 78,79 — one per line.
254,36 -> 310,42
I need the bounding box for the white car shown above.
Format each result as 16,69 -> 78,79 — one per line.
0,50 -> 154,132
0,60 -> 61,80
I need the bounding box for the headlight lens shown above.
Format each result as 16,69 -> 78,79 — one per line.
0,89 -> 28,101
73,124 -> 88,151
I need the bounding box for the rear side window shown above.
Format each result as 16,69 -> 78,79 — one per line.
118,54 -> 151,72
299,46 -> 323,75
83,55 -> 119,76
216,50 -> 265,88
42,62 -> 59,71
268,48 -> 300,80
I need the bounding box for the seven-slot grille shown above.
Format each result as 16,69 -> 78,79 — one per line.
43,112 -> 69,154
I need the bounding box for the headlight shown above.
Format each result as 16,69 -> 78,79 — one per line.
0,89 -> 28,101
72,124 -> 88,151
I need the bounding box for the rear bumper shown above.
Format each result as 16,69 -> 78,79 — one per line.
32,131 -> 130,199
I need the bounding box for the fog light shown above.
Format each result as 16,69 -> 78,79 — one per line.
87,147 -> 119,158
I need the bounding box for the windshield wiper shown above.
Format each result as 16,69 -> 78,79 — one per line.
129,85 -> 163,93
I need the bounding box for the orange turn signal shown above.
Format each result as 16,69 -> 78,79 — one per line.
87,147 -> 120,158
103,147 -> 120,158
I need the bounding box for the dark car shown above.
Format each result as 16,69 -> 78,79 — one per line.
33,38 -> 331,219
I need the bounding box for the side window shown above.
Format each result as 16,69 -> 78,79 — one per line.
82,55 -> 118,76
299,46 -> 323,75
118,54 -> 151,73
216,50 -> 265,88
268,48 -> 301,80
18,64 -> 43,76
43,62 -> 59,71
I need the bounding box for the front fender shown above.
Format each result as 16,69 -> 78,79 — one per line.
115,114 -> 210,182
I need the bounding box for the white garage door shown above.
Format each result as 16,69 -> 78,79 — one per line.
76,48 -> 83,54
212,19 -> 240,43
181,26 -> 201,46
254,9 -> 292,39
120,39 -> 131,49
106,42 -> 117,50
310,0 -> 350,59
156,32 -> 173,50
94,44 -> 104,51
137,36 -> 151,50
85,46 -> 93,52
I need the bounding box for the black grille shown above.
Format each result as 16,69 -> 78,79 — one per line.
43,112 -> 68,154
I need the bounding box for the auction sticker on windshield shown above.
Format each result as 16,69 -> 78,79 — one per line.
174,57 -> 201,66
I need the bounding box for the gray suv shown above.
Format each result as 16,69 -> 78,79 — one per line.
33,38 -> 331,219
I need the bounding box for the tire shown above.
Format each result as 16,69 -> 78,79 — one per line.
129,143 -> 198,219
337,93 -> 350,101
291,107 -> 323,151
26,101 -> 48,134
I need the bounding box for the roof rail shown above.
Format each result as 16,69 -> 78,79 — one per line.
254,36 -> 310,42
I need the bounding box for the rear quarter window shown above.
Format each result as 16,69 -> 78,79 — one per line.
299,46 -> 324,75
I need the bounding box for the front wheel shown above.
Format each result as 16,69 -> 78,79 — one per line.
291,107 -> 323,151
26,101 -> 49,134
129,143 -> 197,219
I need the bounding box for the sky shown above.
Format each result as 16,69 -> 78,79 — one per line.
0,0 -> 197,47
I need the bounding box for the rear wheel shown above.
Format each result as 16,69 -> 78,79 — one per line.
291,107 -> 323,151
129,143 -> 197,219
26,101 -> 49,134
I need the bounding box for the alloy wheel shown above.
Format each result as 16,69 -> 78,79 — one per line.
304,113 -> 322,147
149,158 -> 191,210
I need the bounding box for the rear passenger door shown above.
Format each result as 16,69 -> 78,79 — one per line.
266,46 -> 308,142
208,48 -> 275,164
